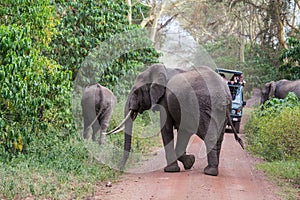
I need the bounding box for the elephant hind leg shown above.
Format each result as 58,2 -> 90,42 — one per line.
98,130 -> 106,145
83,118 -> 91,140
83,128 -> 89,140
204,134 -> 224,176
175,129 -> 195,170
204,148 -> 220,176
92,120 -> 101,142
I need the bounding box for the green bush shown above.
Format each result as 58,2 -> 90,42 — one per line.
46,0 -> 160,90
244,93 -> 300,161
259,92 -> 299,116
0,24 -> 74,158
0,0 -> 58,49
0,138 -> 119,199
280,37 -> 300,80
0,1 -> 160,199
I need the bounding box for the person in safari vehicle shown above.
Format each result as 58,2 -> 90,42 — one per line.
215,68 -> 246,133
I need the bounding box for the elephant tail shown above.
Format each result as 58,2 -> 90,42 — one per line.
226,110 -> 244,149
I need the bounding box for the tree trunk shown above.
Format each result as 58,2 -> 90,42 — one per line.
149,4 -> 165,42
126,0 -> 132,25
274,2 -> 288,49
238,11 -> 245,62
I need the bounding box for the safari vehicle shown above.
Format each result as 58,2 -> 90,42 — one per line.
215,68 -> 246,133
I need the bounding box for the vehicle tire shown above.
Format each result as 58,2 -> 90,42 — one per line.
233,122 -> 240,133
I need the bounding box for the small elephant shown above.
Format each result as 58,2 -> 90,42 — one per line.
81,83 -> 116,145
261,79 -> 300,105
111,64 -> 240,176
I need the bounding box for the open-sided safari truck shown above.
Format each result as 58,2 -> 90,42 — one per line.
215,68 -> 246,133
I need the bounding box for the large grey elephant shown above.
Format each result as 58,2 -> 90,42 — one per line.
261,79 -> 300,105
81,83 -> 116,145
110,64 -> 243,176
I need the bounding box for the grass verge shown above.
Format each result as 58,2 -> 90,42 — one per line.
0,138 -> 120,200
1,99 -> 162,199
256,161 -> 300,200
244,94 -> 300,200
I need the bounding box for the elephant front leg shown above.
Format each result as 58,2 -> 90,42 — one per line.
160,112 -> 180,172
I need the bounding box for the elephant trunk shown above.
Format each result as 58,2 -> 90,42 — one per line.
120,102 -> 137,170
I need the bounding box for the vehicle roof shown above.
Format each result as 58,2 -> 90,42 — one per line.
215,68 -> 243,75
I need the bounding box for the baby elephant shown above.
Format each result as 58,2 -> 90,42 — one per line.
81,83 -> 116,145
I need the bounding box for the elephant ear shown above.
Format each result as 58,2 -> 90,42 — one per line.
268,81 -> 276,97
149,64 -> 167,106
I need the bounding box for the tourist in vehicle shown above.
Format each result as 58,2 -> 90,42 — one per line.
229,74 -> 239,85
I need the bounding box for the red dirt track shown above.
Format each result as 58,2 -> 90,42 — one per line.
95,133 -> 279,200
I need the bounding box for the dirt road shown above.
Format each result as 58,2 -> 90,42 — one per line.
95,134 -> 279,200
94,89 -> 280,200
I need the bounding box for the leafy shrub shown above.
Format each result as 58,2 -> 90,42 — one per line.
0,138 -> 119,199
0,24 -> 74,158
46,0 -> 160,90
244,92 -> 300,161
259,92 -> 299,116
0,0 -> 58,49
279,37 -> 300,80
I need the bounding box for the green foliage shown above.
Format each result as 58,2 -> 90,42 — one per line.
279,37 -> 300,80
0,0 -> 58,49
204,36 -> 240,69
244,93 -> 300,161
243,44 -> 281,87
0,1 -> 159,198
0,24 -> 74,158
256,161 -> 300,200
0,138 -> 119,199
204,36 -> 281,93
131,1 -> 151,25
259,92 -> 299,116
46,0 -> 160,85
0,1 -> 74,159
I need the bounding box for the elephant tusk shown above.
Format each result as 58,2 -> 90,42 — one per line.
106,110 -> 133,135
104,126 -> 125,135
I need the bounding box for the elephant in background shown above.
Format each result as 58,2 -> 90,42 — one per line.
112,64 -> 241,176
81,83 -> 116,145
261,79 -> 300,105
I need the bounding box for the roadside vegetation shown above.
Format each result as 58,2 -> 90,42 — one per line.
0,1 -> 159,199
244,93 -> 300,200
1,0 -> 300,199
